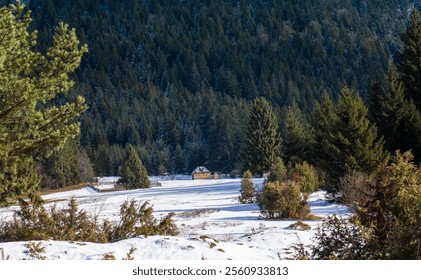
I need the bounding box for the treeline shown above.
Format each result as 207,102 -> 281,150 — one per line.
11,0 -> 420,178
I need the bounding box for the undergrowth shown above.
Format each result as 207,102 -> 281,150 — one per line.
0,198 -> 178,243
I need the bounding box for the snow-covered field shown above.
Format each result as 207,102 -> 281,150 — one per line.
0,176 -> 350,260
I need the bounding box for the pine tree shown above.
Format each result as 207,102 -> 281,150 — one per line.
241,97 -> 281,177
118,145 -> 150,189
397,9 -> 421,109
370,62 -> 421,161
0,1 -> 88,205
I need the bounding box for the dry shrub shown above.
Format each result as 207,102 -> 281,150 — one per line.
258,181 -> 310,219
0,198 -> 178,243
291,214 -> 366,260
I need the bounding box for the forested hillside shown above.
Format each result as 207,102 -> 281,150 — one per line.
9,0 -> 419,176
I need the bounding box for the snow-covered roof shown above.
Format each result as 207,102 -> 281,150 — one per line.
191,166 -> 211,174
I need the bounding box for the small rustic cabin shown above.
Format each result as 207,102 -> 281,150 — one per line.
191,166 -> 212,180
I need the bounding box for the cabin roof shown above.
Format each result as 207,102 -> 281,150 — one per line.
191,166 -> 211,174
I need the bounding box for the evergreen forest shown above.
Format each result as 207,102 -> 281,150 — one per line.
2,0 -> 421,180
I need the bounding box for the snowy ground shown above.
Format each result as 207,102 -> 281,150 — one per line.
0,176 -> 350,260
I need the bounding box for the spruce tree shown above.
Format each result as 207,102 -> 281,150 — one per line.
397,9 -> 421,109
370,63 -> 421,160
241,97 -> 281,177
0,1 -> 88,205
313,88 -> 385,192
311,93 -> 338,185
118,145 -> 150,189
282,105 -> 314,164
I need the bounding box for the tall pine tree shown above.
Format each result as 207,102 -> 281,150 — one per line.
0,1 -> 88,205
241,97 -> 281,177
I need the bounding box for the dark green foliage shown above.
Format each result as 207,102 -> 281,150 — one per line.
118,145 -> 150,189
20,0 -> 415,176
238,170 -> 256,204
0,198 -> 178,243
312,88 -> 385,192
370,63 -> 421,161
282,105 -> 314,164
311,93 -> 338,182
397,9 -> 421,110
291,215 -> 366,260
241,97 -> 281,177
37,138 -> 94,189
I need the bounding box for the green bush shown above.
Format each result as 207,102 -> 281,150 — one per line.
238,170 -> 257,203
258,180 -> 310,219
288,161 -> 321,198
267,157 -> 287,183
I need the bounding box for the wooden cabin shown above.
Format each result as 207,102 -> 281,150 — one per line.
191,166 -> 212,180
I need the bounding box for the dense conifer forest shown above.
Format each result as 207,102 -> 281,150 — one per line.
2,0 -> 420,178
2,0 -> 421,260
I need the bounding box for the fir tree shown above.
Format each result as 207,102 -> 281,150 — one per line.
397,9 -> 421,110
0,1 -> 88,205
241,97 -> 281,177
118,145 -> 150,189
